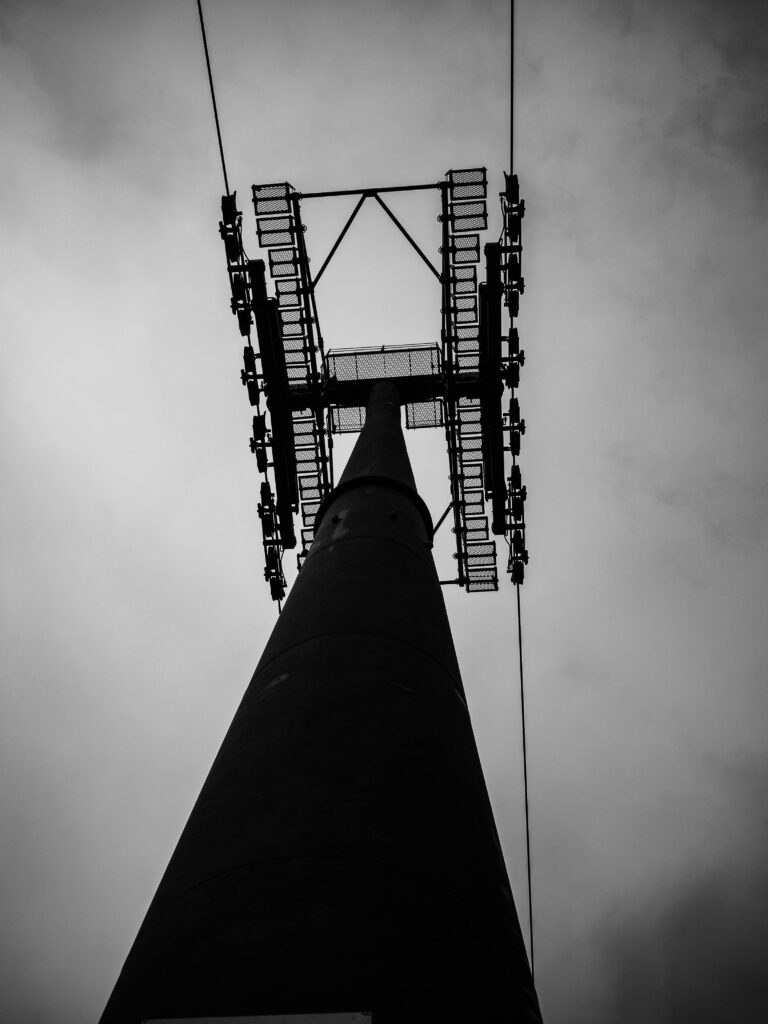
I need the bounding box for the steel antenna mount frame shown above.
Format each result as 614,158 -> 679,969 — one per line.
216,168 -> 529,600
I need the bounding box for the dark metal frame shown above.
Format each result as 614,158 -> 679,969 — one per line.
309,186 -> 442,288
218,170 -> 528,600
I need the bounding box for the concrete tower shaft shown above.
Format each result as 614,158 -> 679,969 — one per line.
100,382 -> 541,1022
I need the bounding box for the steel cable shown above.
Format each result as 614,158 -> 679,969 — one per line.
197,0 -> 231,196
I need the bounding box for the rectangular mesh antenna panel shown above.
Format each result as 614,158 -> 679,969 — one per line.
252,182 -> 293,215
453,297 -> 478,324
302,500 -> 321,524
281,336 -> 306,354
448,168 -> 487,186
257,224 -> 295,248
449,235 -> 480,263
452,265 -> 477,282
330,406 -> 366,434
457,337 -> 480,354
466,575 -> 498,593
457,352 -> 479,371
253,196 -> 292,217
448,183 -> 487,202
281,324 -> 305,339
296,446 -> 319,465
456,324 -> 479,340
269,249 -> 300,278
405,399 -> 443,430
280,305 -> 303,325
280,308 -> 304,324
463,463 -> 484,484
451,201 -> 487,221
466,540 -> 496,561
452,294 -> 477,314
463,494 -> 485,513
454,275 -> 478,295
447,170 -> 487,202
276,279 -> 302,306
451,201 -> 488,232
463,518 -> 490,540
299,479 -> 322,501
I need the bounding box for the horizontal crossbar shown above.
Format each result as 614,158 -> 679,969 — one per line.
286,371 -> 488,412
298,182 -> 443,200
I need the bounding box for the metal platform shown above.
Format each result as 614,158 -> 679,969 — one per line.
325,344 -> 443,434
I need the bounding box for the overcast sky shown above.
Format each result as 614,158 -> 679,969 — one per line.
2,0 -> 767,1020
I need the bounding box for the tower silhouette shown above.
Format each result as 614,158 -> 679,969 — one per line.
100,382 -> 540,1022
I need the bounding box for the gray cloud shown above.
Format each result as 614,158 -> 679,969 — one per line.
0,0 -> 204,191
595,753 -> 768,1024
596,0 -> 768,212
3,1 -> 768,1021
537,755 -> 768,1024
598,863 -> 768,1022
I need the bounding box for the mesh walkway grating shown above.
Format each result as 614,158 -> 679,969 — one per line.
325,344 -> 443,434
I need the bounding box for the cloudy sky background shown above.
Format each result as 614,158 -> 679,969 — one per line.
2,0 -> 767,1020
